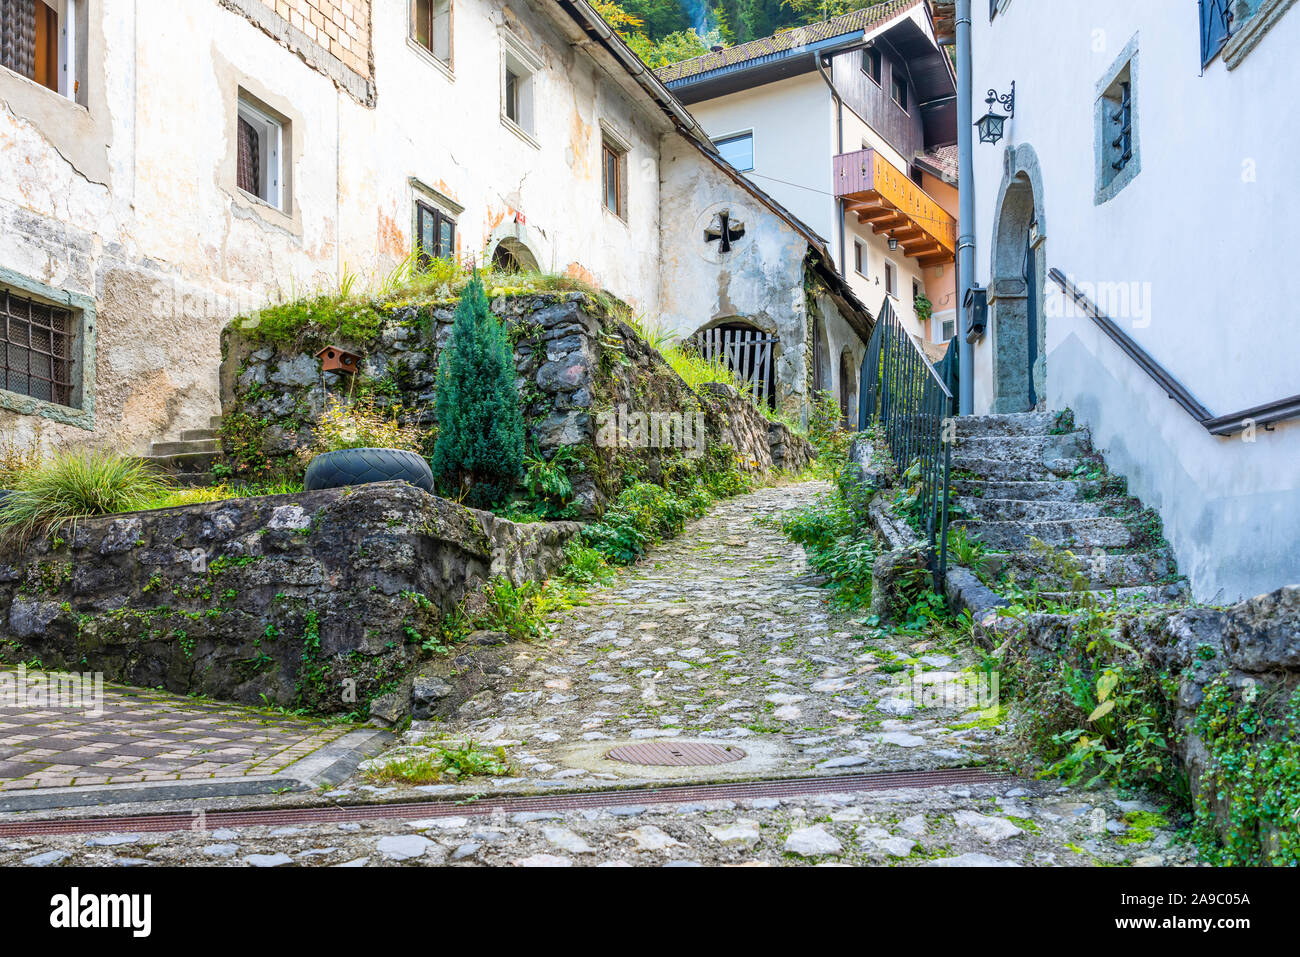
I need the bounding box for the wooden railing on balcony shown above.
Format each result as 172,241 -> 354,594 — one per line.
834,148 -> 957,266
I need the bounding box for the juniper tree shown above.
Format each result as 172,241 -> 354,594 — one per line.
430,274 -> 525,508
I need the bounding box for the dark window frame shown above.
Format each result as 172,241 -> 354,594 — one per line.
891,70 -> 908,112
715,131 -> 754,172
415,201 -> 456,265
861,46 -> 882,85
411,0 -> 453,66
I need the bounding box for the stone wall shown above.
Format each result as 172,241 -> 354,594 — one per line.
0,483 -> 577,716
220,290 -> 812,513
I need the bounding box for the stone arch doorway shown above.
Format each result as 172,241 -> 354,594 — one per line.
690,318 -> 779,409
490,237 -> 539,272
990,145 -> 1048,413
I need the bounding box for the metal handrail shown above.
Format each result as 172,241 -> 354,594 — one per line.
1049,269 -> 1300,436
861,297 -> 953,593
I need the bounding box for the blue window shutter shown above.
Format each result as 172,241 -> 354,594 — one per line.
1200,0 -> 1232,67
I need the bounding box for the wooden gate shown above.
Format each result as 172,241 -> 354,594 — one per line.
690,324 -> 779,409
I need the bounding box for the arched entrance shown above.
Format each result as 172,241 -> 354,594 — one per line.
490,237 -> 539,272
689,319 -> 779,409
990,145 -> 1048,413
838,348 -> 856,428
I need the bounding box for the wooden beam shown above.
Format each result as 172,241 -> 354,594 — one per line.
870,213 -> 910,234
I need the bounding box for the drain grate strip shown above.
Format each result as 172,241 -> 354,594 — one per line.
0,767 -> 1010,838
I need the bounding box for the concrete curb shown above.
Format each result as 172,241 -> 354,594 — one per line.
0,728 -> 392,813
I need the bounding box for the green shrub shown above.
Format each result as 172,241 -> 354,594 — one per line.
523,443 -> 579,516
0,451 -> 172,539
430,274 -> 525,508
780,492 -> 875,610
559,540 -> 616,587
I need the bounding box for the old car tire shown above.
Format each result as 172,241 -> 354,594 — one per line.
303,448 -> 435,493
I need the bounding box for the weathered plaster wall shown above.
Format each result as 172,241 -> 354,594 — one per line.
658,137 -> 815,420
968,0 -> 1300,601
0,0 -> 672,458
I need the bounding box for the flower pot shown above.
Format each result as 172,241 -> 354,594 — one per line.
303,448 -> 435,494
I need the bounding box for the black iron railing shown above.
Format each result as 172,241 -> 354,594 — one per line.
861,297 -> 954,592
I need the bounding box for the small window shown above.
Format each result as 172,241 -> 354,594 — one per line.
237,96 -> 287,211
501,36 -> 539,138
861,46 -> 882,84
885,260 -> 898,298
602,139 -> 627,218
415,201 -> 456,265
411,0 -> 452,65
715,132 -> 754,172
1,285 -> 78,408
912,279 -> 922,301
937,315 -> 957,342
891,71 -> 908,111
853,240 -> 865,276
1095,42 -> 1140,203
0,0 -> 84,101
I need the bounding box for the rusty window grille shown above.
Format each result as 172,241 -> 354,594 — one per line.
1,287 -> 76,407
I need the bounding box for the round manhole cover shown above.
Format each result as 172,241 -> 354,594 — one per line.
605,742 -> 747,767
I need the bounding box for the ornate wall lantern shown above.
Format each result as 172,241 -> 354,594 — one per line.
975,82 -> 1016,144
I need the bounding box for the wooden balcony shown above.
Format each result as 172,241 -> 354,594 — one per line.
834,148 -> 957,267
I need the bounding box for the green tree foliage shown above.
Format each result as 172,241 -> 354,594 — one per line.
430,274 -> 525,508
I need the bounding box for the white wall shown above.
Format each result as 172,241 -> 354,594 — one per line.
969,0 -> 1300,601
686,74 -> 836,238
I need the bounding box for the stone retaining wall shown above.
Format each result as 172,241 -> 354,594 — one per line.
0,482 -> 577,716
221,291 -> 811,513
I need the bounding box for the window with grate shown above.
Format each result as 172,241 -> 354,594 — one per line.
1,286 -> 75,407
415,201 -> 456,265
1110,80 -> 1133,172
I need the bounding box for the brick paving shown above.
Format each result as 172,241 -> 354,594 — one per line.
0,671 -> 350,790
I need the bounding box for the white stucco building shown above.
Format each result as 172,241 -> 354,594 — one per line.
951,0 -> 1300,601
0,0 -> 870,455
657,0 -> 960,420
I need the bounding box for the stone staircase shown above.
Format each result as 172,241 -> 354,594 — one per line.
140,416 -> 223,488
949,411 -> 1187,608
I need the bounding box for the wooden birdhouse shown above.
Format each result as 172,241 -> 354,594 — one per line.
316,345 -> 360,374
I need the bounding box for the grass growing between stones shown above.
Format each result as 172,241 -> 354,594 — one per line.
362,740 -> 515,785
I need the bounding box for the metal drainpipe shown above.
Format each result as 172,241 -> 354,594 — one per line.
814,54 -> 847,276
955,0 -> 976,415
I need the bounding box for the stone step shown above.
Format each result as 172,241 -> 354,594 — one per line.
1037,581 -> 1190,609
985,549 -> 1179,590
170,472 -> 216,489
150,439 -> 219,457
952,478 -> 1121,502
140,451 -> 220,473
954,411 -> 1062,438
179,428 -> 217,442
956,497 -> 1112,523
950,455 -> 1081,484
210,415 -> 224,429
955,516 -> 1135,551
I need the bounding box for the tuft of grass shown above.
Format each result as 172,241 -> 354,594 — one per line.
362,740 -> 514,785
0,451 -> 172,540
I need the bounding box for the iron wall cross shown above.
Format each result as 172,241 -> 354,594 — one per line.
704,211 -> 746,253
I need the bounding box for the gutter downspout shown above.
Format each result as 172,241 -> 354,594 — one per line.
955,0 -> 975,415
814,54 -> 847,277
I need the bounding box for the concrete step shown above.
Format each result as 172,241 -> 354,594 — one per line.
140,451 -> 220,473
954,411 -> 1062,438
179,428 -> 217,442
986,549 -> 1179,590
956,516 -> 1135,551
952,478 -> 1121,502
957,497 -> 1112,523
150,439 -> 219,457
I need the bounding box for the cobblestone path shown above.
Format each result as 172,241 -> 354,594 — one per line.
0,482 -> 1193,867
